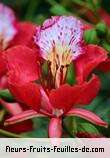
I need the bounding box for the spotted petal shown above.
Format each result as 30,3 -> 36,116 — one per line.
34,16 -> 85,63
0,3 -> 17,50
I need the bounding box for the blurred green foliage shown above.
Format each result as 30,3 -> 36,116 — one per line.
0,0 -> 108,23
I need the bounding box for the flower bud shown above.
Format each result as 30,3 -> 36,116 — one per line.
84,29 -> 98,44
96,22 -> 108,38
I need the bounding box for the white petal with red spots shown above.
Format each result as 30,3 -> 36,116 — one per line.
0,3 -> 17,50
34,16 -> 85,62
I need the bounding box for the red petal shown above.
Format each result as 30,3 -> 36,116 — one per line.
0,98 -> 23,115
97,58 -> 110,72
99,9 -> 110,27
6,46 -> 39,85
48,118 -> 62,138
5,109 -> 44,125
75,44 -> 107,83
49,75 -> 100,112
0,51 -> 6,77
9,83 -> 41,111
0,75 -> 8,90
73,75 -> 100,105
83,24 -> 93,30
1,119 -> 33,134
66,108 -> 107,127
49,84 -> 73,111
10,22 -> 36,48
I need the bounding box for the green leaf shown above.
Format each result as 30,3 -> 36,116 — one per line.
96,22 -> 108,38
27,118 -> 49,138
0,89 -> 15,102
84,29 -> 99,44
101,41 -> 110,53
79,123 -> 99,134
50,4 -> 70,15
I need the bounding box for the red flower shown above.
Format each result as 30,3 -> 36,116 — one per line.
34,16 -> 107,86
0,3 -> 36,89
5,44 -> 107,138
34,16 -> 86,87
0,3 -> 37,134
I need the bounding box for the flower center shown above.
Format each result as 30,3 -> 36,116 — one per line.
52,108 -> 64,117
34,16 -> 85,87
48,44 -> 72,67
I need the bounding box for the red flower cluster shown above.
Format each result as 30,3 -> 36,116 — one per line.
0,4 -> 109,138
0,3 -> 36,134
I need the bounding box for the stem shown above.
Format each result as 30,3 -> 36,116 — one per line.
62,119 -> 75,138
0,129 -> 29,138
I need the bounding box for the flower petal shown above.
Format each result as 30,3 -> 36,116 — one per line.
49,75 -> 100,112
0,75 -> 8,90
73,75 -> 100,105
6,46 -> 39,85
0,3 -> 17,50
9,83 -> 41,111
97,58 -> 110,72
10,22 -> 36,48
0,52 -> 6,77
0,98 -> 23,115
99,9 -> 110,27
1,119 -> 33,134
34,16 -> 85,61
49,84 -> 73,111
48,118 -> 62,138
5,109 -> 45,125
75,44 -> 107,83
66,108 -> 107,127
